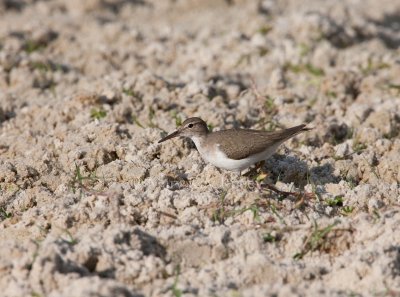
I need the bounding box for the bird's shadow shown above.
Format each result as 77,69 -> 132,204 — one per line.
263,153 -> 338,189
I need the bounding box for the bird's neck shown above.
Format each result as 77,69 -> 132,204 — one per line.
190,134 -> 207,150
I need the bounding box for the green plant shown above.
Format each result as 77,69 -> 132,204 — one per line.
234,204 -> 261,222
293,220 -> 340,259
352,140 -> 367,154
171,110 -> 182,127
361,155 -> 381,180
269,203 -> 286,225
299,43 -> 311,57
4,183 -> 19,194
148,106 -> 158,128
70,164 -> 101,196
342,206 -> 354,215
327,196 -> 344,207
264,96 -> 275,111
171,265 -> 182,297
345,177 -> 357,189
306,171 -> 321,203
263,233 -> 278,243
61,229 -> 78,245
24,40 -> 46,53
131,115 -> 144,128
0,207 -> 12,219
210,190 -> 263,224
90,108 -> 107,120
325,91 -> 337,98
235,53 -> 251,67
259,47 -> 269,57
387,83 -> 400,95
373,209 -> 381,222
284,63 -> 324,77
212,191 -> 228,224
30,61 -> 51,72
122,88 -> 134,96
360,58 -> 390,75
258,25 -> 272,35
304,63 -> 324,76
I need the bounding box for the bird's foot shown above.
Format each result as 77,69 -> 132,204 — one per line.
243,160 -> 266,177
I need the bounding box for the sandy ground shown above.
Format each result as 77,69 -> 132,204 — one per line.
0,0 -> 400,296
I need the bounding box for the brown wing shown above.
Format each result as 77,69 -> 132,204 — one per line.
208,124 -> 309,160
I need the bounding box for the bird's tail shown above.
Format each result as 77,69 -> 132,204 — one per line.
283,124 -> 312,138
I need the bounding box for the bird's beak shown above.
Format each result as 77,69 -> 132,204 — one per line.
158,130 -> 180,143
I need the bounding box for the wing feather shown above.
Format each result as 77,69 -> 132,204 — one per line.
208,124 -> 308,160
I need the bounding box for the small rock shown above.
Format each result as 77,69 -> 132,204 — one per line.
367,198 -> 384,210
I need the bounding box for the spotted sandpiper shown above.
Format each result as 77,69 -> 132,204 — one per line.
158,117 -> 311,173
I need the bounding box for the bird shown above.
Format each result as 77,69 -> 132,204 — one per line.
158,117 -> 311,173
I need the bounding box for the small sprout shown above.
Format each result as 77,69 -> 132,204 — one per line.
327,195 -> 344,207
207,123 -> 214,132
235,53 -> 251,67
122,88 -> 134,96
0,207 -> 12,219
30,61 -> 51,72
299,43 -> 311,57
306,172 -> 321,203
90,108 -> 107,120
62,229 -> 78,245
263,233 -> 277,243
69,163 -> 102,197
258,25 -> 272,35
212,191 -> 227,224
346,177 -> 357,189
148,106 -> 155,120
131,115 -> 144,128
360,58 -> 390,75
353,143 -> 367,152
4,183 -> 19,194
388,83 -> 400,90
122,89 -> 143,100
294,220 -> 340,260
264,96 -> 275,110
24,40 -> 45,53
269,203 -> 286,225
258,47 -> 269,57
305,63 -> 324,76
285,63 -> 302,73
352,140 -> 367,153
284,63 -> 324,77
170,110 -> 182,127
325,91 -> 337,98
241,205 -> 261,222
342,206 -> 354,214
383,129 -> 399,140
148,107 -> 158,128
307,97 -> 318,107
171,265 -> 182,297
387,83 -> 400,95
264,120 -> 279,132
373,209 -> 381,219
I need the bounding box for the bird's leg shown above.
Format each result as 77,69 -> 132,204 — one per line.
243,160 -> 266,177
245,162 -> 313,200
260,183 -> 315,200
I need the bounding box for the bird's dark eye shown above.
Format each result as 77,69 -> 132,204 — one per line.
188,123 -> 194,128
